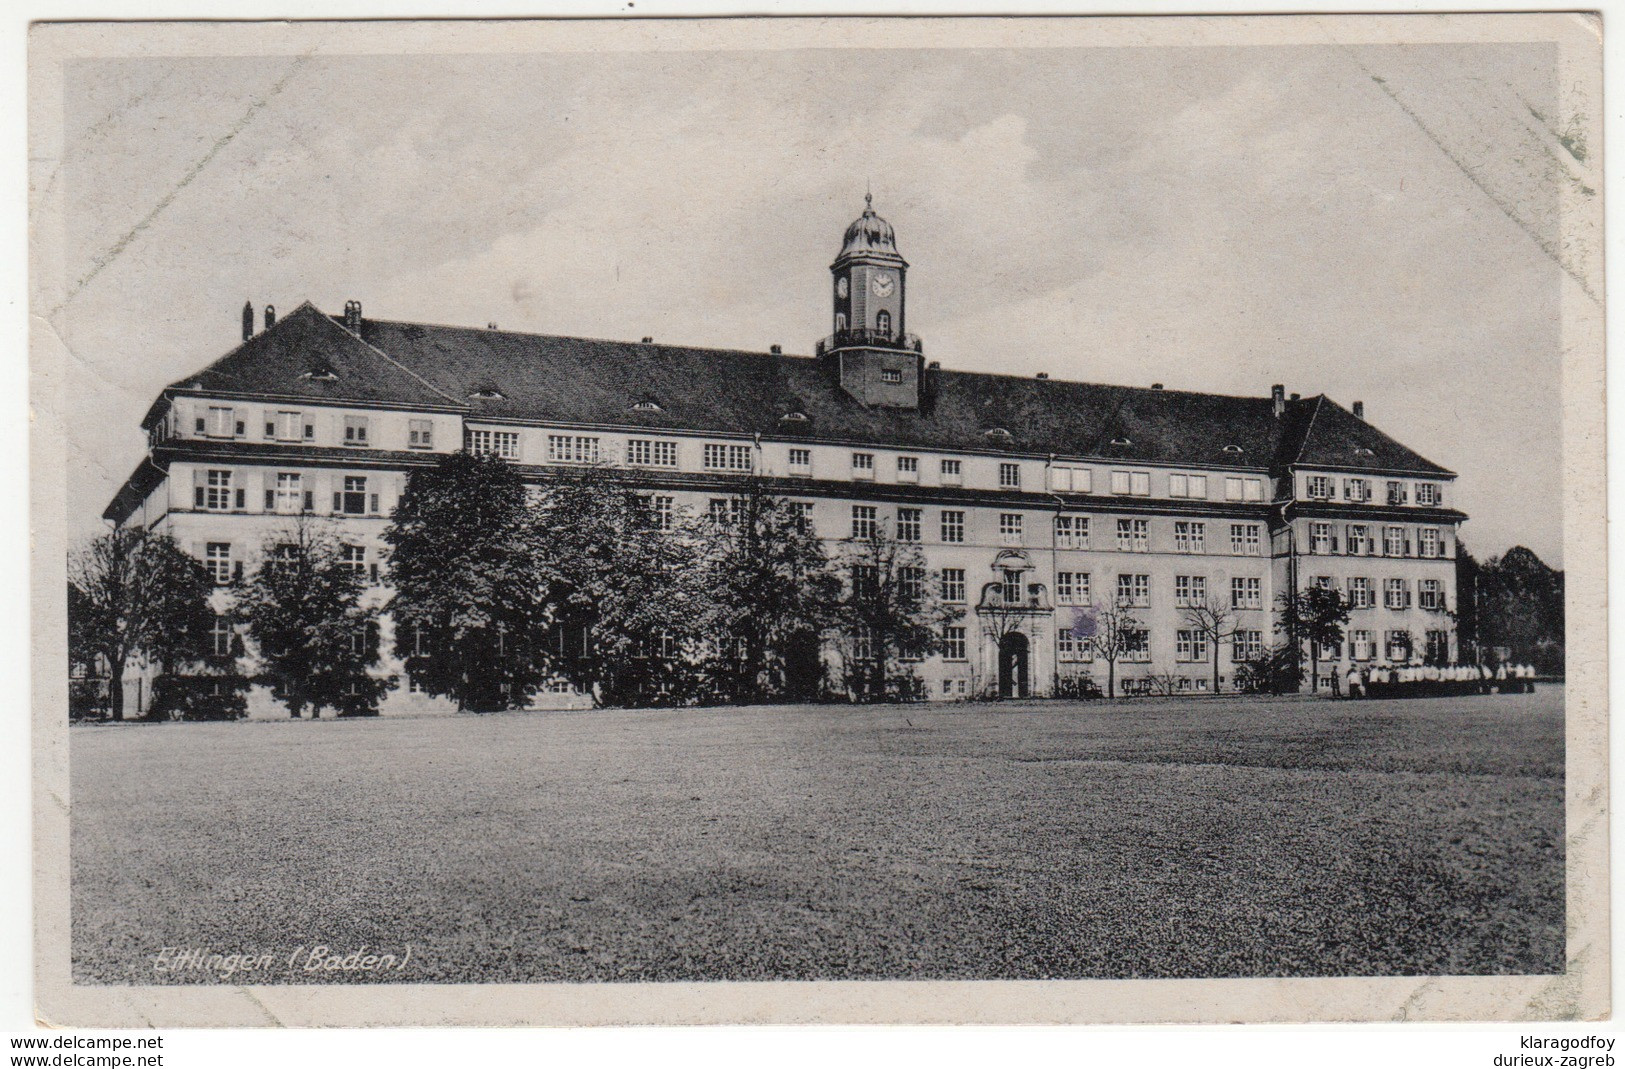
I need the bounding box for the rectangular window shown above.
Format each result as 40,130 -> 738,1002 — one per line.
1232,630 -> 1264,661
1174,521 -> 1206,554
335,475 -> 371,516
940,510 -> 965,544
1001,569 -> 1024,605
1387,480 -> 1409,506
1116,518 -> 1149,552
708,498 -> 745,526
1056,571 -> 1091,606
1117,573 -> 1150,608
342,415 -> 369,446
940,458 -> 962,485
1346,524 -> 1370,555
788,447 -> 812,471
1385,578 -> 1411,610
1055,515 -> 1089,550
1131,471 -> 1151,496
999,462 -> 1021,489
1347,576 -> 1373,609
467,429 -> 521,459
271,472 -> 304,514
1310,522 -> 1336,554
1174,575 -> 1207,607
1245,478 -> 1264,502
204,542 -> 233,585
1387,630 -> 1412,661
210,616 -> 233,658
1426,630 -> 1450,662
851,452 -> 875,479
880,368 -> 902,384
1384,526 -> 1408,557
649,495 -> 675,532
1169,473 -> 1208,499
1111,470 -> 1130,495
896,507 -> 922,543
1176,630 -> 1209,662
1230,523 -> 1262,556
789,501 -> 814,533
1419,528 -> 1442,559
1344,477 -> 1370,503
265,410 -> 304,442
897,456 -> 919,482
898,566 -> 924,602
1048,466 -> 1091,493
1307,475 -> 1333,500
999,513 -> 1024,546
1230,576 -> 1262,610
628,439 -> 678,468
1124,628 -> 1151,662
1419,579 -> 1443,611
700,442 -> 751,471
407,419 -> 433,449
942,626 -> 967,661
940,568 -> 966,603
1416,482 -> 1441,506
851,505 -> 878,540
340,543 -> 367,577
200,469 -> 235,511
1050,466 -> 1072,492
1351,630 -> 1374,661
547,435 -> 601,464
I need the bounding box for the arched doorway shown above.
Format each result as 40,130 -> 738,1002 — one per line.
998,632 -> 1030,699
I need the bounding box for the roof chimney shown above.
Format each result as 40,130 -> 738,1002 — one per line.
343,300 -> 363,334
770,344 -> 782,354
1271,383 -> 1285,418
1352,400 -> 1365,420
1036,372 -> 1049,380
1151,382 -> 1163,390
927,360 -> 940,369
1290,392 -> 1300,402
242,301 -> 253,341
641,336 -> 653,344
263,304 -> 276,330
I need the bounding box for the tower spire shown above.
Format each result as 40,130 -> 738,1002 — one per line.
865,180 -> 872,212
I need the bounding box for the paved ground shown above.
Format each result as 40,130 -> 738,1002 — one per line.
70,690 -> 1565,983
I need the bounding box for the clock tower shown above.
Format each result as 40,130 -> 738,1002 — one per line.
822,194 -> 922,409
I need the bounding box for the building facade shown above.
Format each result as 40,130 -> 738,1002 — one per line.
103,201 -> 1467,715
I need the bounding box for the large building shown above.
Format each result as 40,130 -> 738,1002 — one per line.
103,199 -> 1466,714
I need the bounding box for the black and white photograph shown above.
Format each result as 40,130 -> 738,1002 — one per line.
27,12 -> 1605,1028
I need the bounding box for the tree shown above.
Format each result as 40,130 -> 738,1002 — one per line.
1276,586 -> 1351,693
1180,598 -> 1238,695
533,463 -> 714,706
236,517 -> 392,718
698,481 -> 840,703
68,527 -> 215,721
383,451 -> 560,711
833,525 -> 951,702
1087,598 -> 1144,700
1474,545 -> 1564,674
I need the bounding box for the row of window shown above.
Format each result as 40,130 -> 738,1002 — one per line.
1305,475 -> 1443,507
191,405 -> 430,451
1308,523 -> 1447,558
1313,575 -> 1449,612
193,469 -> 383,517
200,541 -> 380,586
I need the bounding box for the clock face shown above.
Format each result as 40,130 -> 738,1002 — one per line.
869,272 -> 895,298
835,276 -> 848,299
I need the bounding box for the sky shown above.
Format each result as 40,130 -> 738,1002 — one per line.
48,38 -> 1581,564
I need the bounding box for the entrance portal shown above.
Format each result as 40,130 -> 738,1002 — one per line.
998,631 -> 1030,699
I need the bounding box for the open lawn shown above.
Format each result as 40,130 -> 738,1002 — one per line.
70,690 -> 1565,983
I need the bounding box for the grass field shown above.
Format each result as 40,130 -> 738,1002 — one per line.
70,690 -> 1565,983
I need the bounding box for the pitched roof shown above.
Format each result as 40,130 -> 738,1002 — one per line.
147,303 -> 463,425
148,303 -> 1453,476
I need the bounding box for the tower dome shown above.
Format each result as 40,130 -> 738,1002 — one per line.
837,193 -> 905,264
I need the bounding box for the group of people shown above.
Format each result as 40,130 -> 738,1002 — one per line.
1343,662 -> 1539,699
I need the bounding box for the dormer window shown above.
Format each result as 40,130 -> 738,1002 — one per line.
1222,444 -> 1244,454
630,399 -> 662,413
983,428 -> 1013,443
1110,436 -> 1132,447
302,362 -> 339,383
779,411 -> 809,423
1354,447 -> 1375,457
469,387 -> 506,400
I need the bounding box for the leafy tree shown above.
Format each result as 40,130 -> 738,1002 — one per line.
699,481 -> 840,702
1087,598 -> 1144,700
833,524 -> 951,702
68,527 -> 215,721
1276,586 -> 1351,692
1180,597 -> 1238,695
534,464 -> 714,706
383,451 -> 560,711
1473,546 -> 1564,673
236,517 -> 392,718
